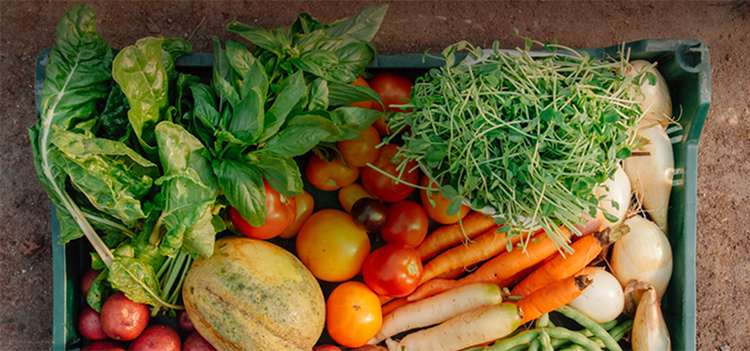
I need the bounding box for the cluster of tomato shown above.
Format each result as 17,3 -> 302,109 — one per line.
228,71 -> 471,349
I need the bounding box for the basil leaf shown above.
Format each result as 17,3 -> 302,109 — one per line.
190,83 -> 221,130
228,86 -> 265,143
290,50 -> 338,78
328,81 -> 383,109
327,4 -> 388,41
161,38 -> 191,81
291,12 -> 325,35
333,41 -> 375,80
260,126 -> 330,158
258,73 -> 308,143
214,158 -> 266,227
226,22 -> 283,56
308,78 -> 329,111
225,41 -> 268,99
324,106 -> 382,142
255,155 -> 304,198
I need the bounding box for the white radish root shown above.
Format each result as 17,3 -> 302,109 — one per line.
370,283 -> 505,344
624,124 -> 674,233
386,302 -> 521,351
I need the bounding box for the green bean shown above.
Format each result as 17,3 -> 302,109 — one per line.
485,330 -> 540,351
539,329 -> 553,351
599,319 -> 619,331
609,320 -> 633,341
528,339 -> 541,351
551,336 -> 573,349
536,313 -> 550,328
556,306 -> 622,351
508,345 -> 528,351
544,327 -> 602,351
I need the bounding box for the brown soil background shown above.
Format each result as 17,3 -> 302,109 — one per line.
1,1 -> 748,350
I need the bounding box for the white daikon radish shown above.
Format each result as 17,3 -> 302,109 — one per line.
625,59 -> 673,129
386,303 -> 521,351
631,282 -> 671,351
624,124 -> 674,232
611,216 -> 673,300
568,267 -> 625,324
595,164 -> 631,231
370,283 -> 505,344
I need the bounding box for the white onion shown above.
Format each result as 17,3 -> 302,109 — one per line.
625,59 -> 673,130
611,216 -> 673,300
624,124 -> 674,233
595,164 -> 631,231
568,267 -> 624,324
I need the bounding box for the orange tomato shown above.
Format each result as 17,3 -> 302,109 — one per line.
278,191 -> 314,239
306,154 -> 360,191
347,77 -> 375,110
296,209 -> 371,282
338,183 -> 376,213
419,175 -> 470,224
337,126 -> 381,168
326,282 -> 382,348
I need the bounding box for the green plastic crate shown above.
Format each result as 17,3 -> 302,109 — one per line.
38,38 -> 710,351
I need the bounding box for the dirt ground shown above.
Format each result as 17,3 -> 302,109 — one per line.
1,1 -> 748,350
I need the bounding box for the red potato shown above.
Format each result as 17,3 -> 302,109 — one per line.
177,310 -> 195,333
78,306 -> 108,341
182,331 -> 217,351
81,268 -> 102,295
312,345 -> 342,351
127,325 -> 180,351
81,340 -> 126,351
100,292 -> 150,341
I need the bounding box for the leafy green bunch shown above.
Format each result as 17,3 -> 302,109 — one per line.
30,4 -> 387,315
390,39 -> 644,252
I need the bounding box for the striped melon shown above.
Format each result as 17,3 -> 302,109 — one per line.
182,237 -> 325,351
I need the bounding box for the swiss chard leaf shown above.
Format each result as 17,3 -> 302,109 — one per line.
153,122 -> 218,257
112,37 -> 173,160
86,269 -> 112,312
96,84 -> 131,142
50,129 -> 158,225
214,158 -> 266,226
108,256 -> 171,308
181,209 -> 222,258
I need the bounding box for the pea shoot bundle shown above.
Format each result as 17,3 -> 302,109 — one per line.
390,40 -> 645,251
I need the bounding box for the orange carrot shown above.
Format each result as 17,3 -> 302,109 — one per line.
382,297 -> 409,316
420,226 -> 532,284
435,266 -> 468,280
516,274 -> 592,324
408,227 -> 572,302
510,228 -> 625,297
415,212 -> 496,261
379,294 -> 394,305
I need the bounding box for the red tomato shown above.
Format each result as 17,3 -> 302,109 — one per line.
337,126 -> 381,168
368,72 -> 413,136
278,191 -> 314,239
362,243 -> 423,297
229,181 -> 296,240
347,77 -> 376,110
419,175 -> 470,224
361,143 -> 419,203
326,282 -> 382,348
306,154 -> 360,191
381,200 -> 429,247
